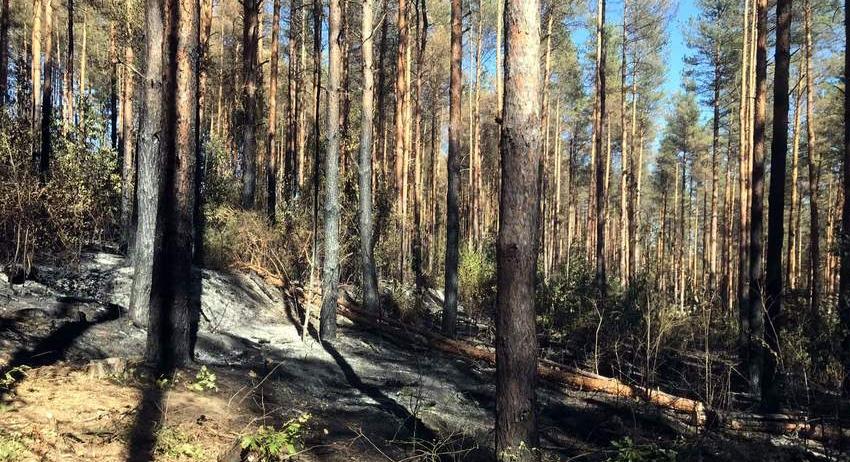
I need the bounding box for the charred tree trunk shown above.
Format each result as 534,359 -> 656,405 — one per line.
496,1 -> 541,459
763,0 -> 791,411
320,0 -> 342,341
241,0 -> 260,209
146,0 -> 200,368
0,0 -> 9,107
442,0 -> 462,339
593,0 -> 608,301
804,0 -> 821,314
359,0 -> 380,312
747,0 -> 768,399
267,0 -> 281,223
38,0 -> 53,182
129,0 -> 166,328
839,0 -> 850,396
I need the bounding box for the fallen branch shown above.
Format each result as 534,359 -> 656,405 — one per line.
239,267 -> 850,444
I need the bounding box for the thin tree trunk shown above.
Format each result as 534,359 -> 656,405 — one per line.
38,0 -> 53,182
594,0 -> 607,300
110,23 -> 118,152
62,0 -> 73,132
120,40 -> 135,252
787,69 -> 803,290
359,0 -> 380,313
267,0 -> 281,223
804,0 -> 821,313
0,0 -> 9,108
840,0 -> 850,396
310,0 -> 322,284
496,1 -> 541,458
738,0 -> 753,359
30,0 -> 42,139
319,0 -> 342,341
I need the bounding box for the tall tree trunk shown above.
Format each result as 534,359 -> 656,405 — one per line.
79,13 -> 86,134
193,0 -> 212,264
310,0 -> 322,282
30,0 -> 42,139
38,0 -> 53,182
787,70 -> 803,290
763,0 -> 791,410
121,39 -> 135,252
839,0 -> 850,396
747,0 -> 768,398
320,0 -> 342,341
442,0 -> 462,339
146,0 -> 200,368
267,0 -> 281,223
62,0 -> 73,132
359,0 -> 380,313
0,0 -> 9,108
619,0 -> 629,283
496,1 -> 541,459
129,0 -> 166,328
804,0 -> 821,313
110,23 -> 118,152
594,0 -> 607,300
738,0 -> 753,362
709,64 -> 720,290
241,0 -> 259,209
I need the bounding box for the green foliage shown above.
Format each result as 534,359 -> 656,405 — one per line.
0,113 -> 120,266
154,426 -> 206,459
241,413 -> 310,460
458,246 -> 496,320
606,437 -> 677,462
186,366 -> 218,393
0,430 -> 28,462
0,366 -> 30,391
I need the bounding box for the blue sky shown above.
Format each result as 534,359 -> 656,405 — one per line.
665,0 -> 699,94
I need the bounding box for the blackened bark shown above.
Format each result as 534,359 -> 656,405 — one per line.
129,0 -> 165,328
38,0 -> 53,182
496,1 -> 541,459
442,0 -> 462,339
241,0 -> 260,209
359,0 -> 380,313
320,0 -> 342,341
594,0 -> 607,301
146,0 -> 200,368
267,0 -> 281,223
763,0 -> 791,411
747,0 -> 768,399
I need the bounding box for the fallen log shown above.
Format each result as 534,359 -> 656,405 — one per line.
240,267 -> 850,444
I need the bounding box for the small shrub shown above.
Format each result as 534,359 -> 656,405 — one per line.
457,246 -> 496,320
606,437 -> 677,462
186,366 -> 218,393
241,413 -> 311,459
154,426 -> 206,459
0,432 -> 27,462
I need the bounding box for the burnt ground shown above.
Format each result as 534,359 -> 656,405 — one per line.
0,252 -> 840,461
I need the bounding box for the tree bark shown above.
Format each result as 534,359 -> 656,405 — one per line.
30,0 -> 42,140
62,0 -> 73,132
804,0 -> 821,314
129,0 -> 166,328
267,0 -> 281,223
839,0 -> 850,396
787,70 -> 803,290
442,0 -> 461,339
359,0 -> 380,313
121,40 -> 135,252
146,0 -> 200,368
496,1 -> 541,458
763,0 -> 791,411
38,0 -> 53,182
320,0 -> 342,341
241,0 -> 260,209
747,0 -> 767,399
594,0 -> 608,300
0,0 -> 9,108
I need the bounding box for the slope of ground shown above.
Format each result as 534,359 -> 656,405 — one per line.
0,252 -> 839,461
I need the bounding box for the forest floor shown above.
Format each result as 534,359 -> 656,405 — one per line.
0,251 -> 840,461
